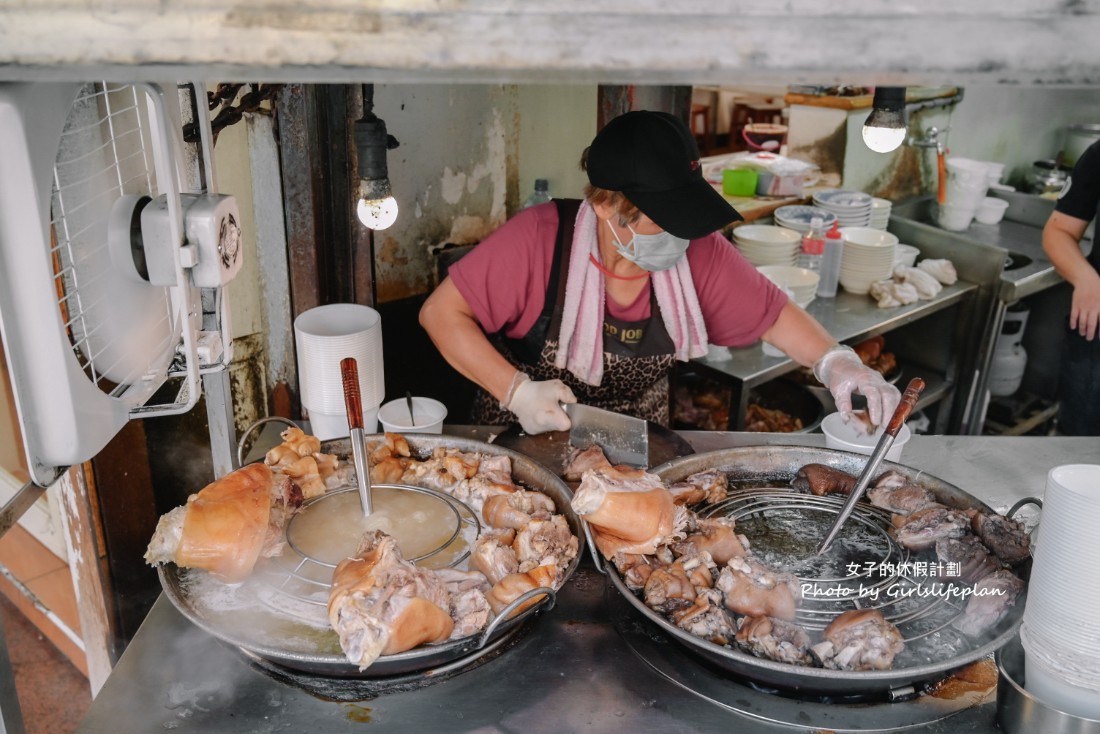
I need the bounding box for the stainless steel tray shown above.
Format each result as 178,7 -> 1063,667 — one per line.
597,445 -> 1030,697
159,434 -> 581,677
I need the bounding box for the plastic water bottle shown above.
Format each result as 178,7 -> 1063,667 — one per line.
816,221 -> 845,297
798,216 -> 824,273
521,178 -> 551,209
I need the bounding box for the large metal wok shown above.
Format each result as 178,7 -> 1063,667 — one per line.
593,445 -> 1032,698
159,434 -> 582,677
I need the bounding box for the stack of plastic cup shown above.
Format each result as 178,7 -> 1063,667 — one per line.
1020,464 -> 1100,721
294,304 -> 385,440
938,157 -> 991,231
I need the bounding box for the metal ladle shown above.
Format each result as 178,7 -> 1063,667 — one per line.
341,357 -> 373,516
816,377 -> 925,555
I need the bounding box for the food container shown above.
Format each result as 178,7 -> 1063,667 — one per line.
975,196 -> 1010,225
723,168 -> 759,197
378,396 -> 447,433
821,411 -> 911,462
893,244 -> 920,268
745,379 -> 825,433
1025,160 -> 1070,196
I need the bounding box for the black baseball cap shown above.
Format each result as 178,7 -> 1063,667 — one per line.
586,110 -> 743,239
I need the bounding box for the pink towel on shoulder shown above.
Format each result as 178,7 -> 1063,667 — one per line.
554,202 -> 708,386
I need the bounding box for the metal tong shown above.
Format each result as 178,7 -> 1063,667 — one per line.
341,357 -> 374,516
816,377 -> 925,555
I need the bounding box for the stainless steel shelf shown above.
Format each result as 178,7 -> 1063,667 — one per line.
685,282 -> 976,431
697,282 -> 977,388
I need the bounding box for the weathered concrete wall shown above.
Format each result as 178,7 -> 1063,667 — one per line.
371,83 -> 518,301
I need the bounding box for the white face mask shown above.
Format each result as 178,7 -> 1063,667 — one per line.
606,219 -> 690,272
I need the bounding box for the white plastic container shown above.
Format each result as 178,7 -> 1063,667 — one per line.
937,202 -> 975,231
308,407 -> 378,440
378,397 -> 448,433
975,197 -> 1010,225
821,412 -> 911,462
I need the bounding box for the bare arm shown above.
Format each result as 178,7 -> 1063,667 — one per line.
760,301 -> 837,366
761,300 -> 901,424
419,277 -> 521,403
1043,210 -> 1100,340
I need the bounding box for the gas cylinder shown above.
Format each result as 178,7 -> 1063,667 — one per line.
988,302 -> 1029,397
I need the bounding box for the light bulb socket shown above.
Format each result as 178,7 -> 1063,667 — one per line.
355,117 -> 390,181
863,86 -> 908,148
871,86 -> 907,113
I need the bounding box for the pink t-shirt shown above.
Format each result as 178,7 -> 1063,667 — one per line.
449,201 -> 787,347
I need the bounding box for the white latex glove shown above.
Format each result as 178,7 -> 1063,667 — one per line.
506,374 -> 576,434
813,346 -> 901,428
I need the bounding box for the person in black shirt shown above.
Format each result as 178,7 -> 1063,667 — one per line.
1043,138 -> 1100,435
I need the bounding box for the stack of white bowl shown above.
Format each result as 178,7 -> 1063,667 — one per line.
731,225 -> 801,267
870,197 -> 892,230
773,205 -> 837,235
813,189 -> 873,228
837,227 -> 899,294
756,265 -> 819,308
1020,464 -> 1100,721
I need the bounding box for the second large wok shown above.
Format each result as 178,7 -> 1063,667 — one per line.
598,445 -> 1030,697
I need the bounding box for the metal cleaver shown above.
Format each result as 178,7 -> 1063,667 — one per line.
564,403 -> 649,468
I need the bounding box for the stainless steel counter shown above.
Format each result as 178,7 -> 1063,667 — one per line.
890,193 -> 1092,302
77,434 -> 1099,733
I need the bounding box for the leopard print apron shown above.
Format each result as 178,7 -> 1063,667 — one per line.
471,199 -> 676,426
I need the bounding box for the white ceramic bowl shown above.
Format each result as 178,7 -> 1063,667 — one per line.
975,197 -> 1010,224
839,227 -> 900,249
733,225 -> 802,247
756,265 -> 821,290
378,397 -> 448,433
821,412 -> 911,462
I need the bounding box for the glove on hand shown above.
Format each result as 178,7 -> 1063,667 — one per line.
505,374 -> 576,434
813,346 -> 901,428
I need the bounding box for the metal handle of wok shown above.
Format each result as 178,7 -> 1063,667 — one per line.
476,587 -> 557,649
341,357 -> 374,516
817,377 -> 924,555
236,415 -> 300,467
581,519 -> 606,575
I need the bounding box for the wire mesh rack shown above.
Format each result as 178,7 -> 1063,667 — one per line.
702,488 -> 969,651
49,82 -> 180,397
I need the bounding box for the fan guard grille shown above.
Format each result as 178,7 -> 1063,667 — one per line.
50,82 -> 179,395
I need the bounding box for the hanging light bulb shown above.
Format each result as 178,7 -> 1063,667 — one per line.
355,84 -> 400,230
862,86 -> 908,153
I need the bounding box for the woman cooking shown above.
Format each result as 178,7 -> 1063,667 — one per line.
419,110 -> 900,434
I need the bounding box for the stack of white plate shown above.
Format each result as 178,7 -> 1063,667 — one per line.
731,225 -> 801,267
870,197 -> 892,230
756,265 -> 819,307
773,205 -> 837,235
837,227 -> 899,294
813,189 -> 873,228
